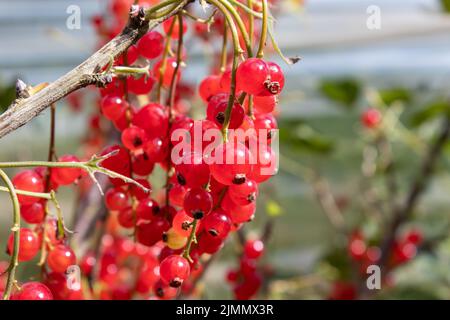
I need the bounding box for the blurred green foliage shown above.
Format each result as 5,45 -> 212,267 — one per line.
319,78 -> 361,107
0,82 -> 15,113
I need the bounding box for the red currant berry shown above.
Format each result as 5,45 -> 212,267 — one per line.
153,58 -> 181,88
163,17 -> 187,39
121,125 -> 148,151
105,188 -> 129,211
132,103 -> 168,138
137,31 -> 164,59
175,152 -> 210,188
132,153 -> 155,176
209,142 -> 253,185
51,155 -> 82,186
127,74 -> 155,95
183,188 -> 213,219
12,170 -> 45,205
207,99 -> 244,129
136,197 -> 160,221
15,282 -> 53,300
117,207 -> 135,228
136,217 -> 170,247
172,210 -> 196,237
7,228 -> 40,262
261,61 -> 285,96
202,209 -> 232,239
236,58 -> 270,95
253,95 -> 278,114
244,239 -> 264,259
153,279 -> 178,300
47,244 -> 76,273
361,108 -> 381,128
199,75 -> 221,102
159,255 -> 190,288
20,201 -> 45,224
100,95 -> 128,121
228,179 -> 258,205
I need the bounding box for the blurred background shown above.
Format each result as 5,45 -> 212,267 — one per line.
1,0 -> 450,299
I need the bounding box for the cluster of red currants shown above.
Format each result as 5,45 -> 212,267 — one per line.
2,0 -> 284,300
225,239 -> 269,299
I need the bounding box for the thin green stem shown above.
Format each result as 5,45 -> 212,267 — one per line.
220,23 -> 228,73
165,13 -> 184,207
156,17 -> 176,103
209,0 -> 241,141
0,169 -> 20,300
216,0 -> 253,57
182,219 -> 198,262
0,186 -> 52,199
256,0 -> 268,58
228,0 -> 263,18
144,0 -> 180,20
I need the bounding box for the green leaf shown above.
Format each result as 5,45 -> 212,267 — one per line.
410,101 -> 450,127
440,0 -> 450,13
379,286 -> 441,300
319,78 -> 361,107
0,83 -> 16,113
378,87 -> 411,106
279,120 -> 334,154
266,199 -> 283,217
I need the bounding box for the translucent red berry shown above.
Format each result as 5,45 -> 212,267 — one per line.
7,228 -> 40,262
15,282 -> 53,300
244,239 -> 264,259
183,187 -> 213,219
20,201 -> 45,224
202,209 -> 232,239
12,170 -> 45,205
137,31 -> 164,59
105,188 -> 129,211
121,125 -> 148,151
100,95 -> 127,121
51,155 -> 82,186
361,108 -> 381,128
159,255 -> 190,288
47,244 -> 76,273
236,58 -> 270,95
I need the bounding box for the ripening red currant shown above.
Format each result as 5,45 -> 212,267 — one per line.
153,279 -> 178,300
244,239 -> 264,259
206,99 -> 245,129
253,113 -> 278,142
175,152 -> 210,188
137,31 -> 164,59
121,125 -> 148,151
263,61 -> 285,96
7,228 -> 40,262
199,75 -> 221,102
47,244 -> 76,273
12,170 -> 45,205
183,187 -> 213,219
105,188 -> 129,211
163,16 -> 187,39
153,58 -> 181,88
127,74 -> 155,95
209,142 -> 254,185
168,183 -> 187,207
202,209 -> 232,239
15,282 -> 53,300
221,192 -> 256,224
236,58 -> 270,95
136,197 -> 160,221
159,255 -> 190,288
253,95 -> 278,114
136,216 -> 170,247
132,103 -> 168,139
361,108 -> 381,128
172,210 -> 196,237
51,155 -> 82,186
100,95 -> 128,121
117,207 -> 136,228
196,232 -> 224,254
20,201 -> 45,224
228,179 -> 258,205
132,153 -> 155,176
248,145 -> 278,183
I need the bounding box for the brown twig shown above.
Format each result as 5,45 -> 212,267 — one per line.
0,1 -> 191,139
378,118 -> 450,269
